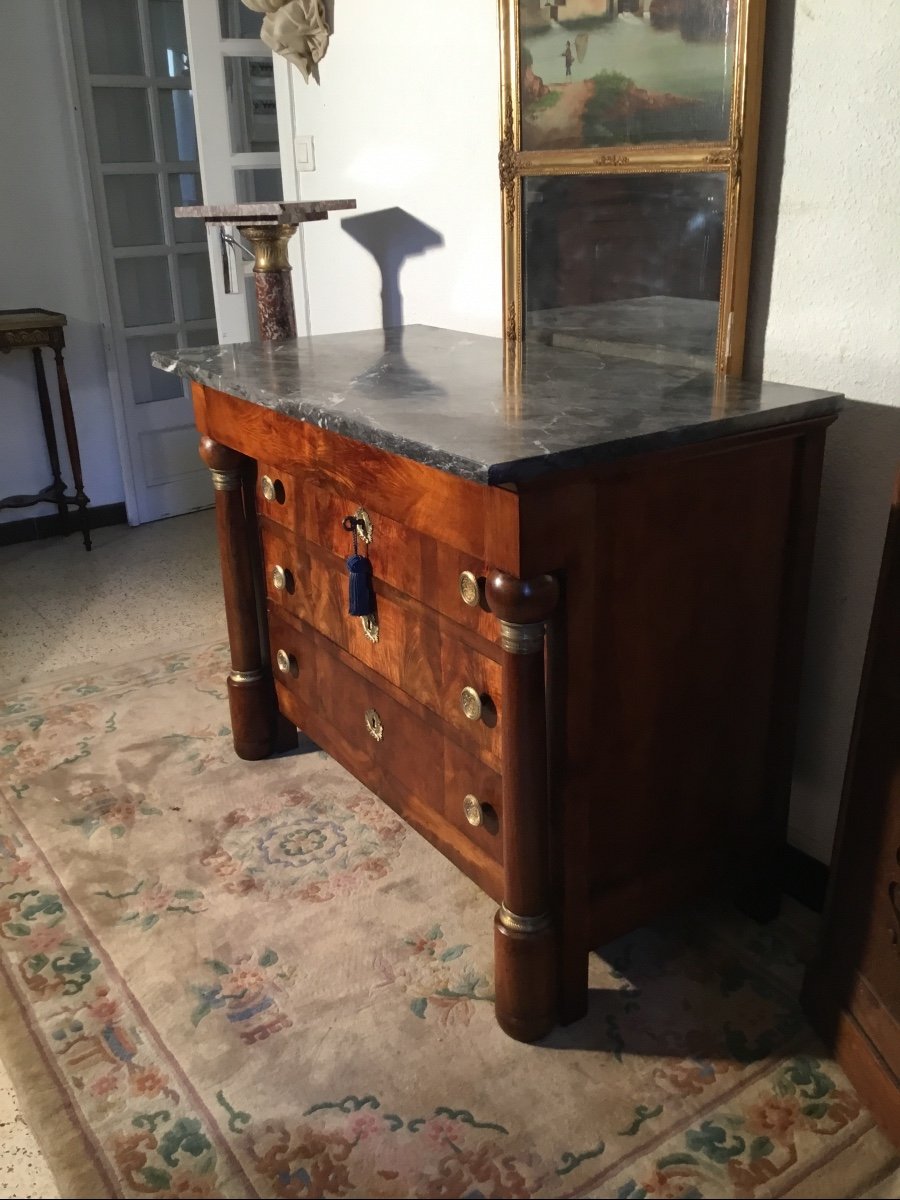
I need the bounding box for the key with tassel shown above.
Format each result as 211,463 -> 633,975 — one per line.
342,514 -> 375,617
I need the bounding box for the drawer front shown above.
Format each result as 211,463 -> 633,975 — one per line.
255,462 -> 297,532
292,482 -> 497,641
268,614 -> 503,892
261,526 -> 502,768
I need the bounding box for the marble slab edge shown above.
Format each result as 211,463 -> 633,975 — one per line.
152,350 -> 842,489
174,200 -> 357,222
487,393 -> 843,485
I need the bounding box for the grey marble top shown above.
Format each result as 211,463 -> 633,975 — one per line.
174,200 -> 356,225
152,326 -> 841,487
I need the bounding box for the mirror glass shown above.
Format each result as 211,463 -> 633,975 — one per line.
523,171 -> 726,368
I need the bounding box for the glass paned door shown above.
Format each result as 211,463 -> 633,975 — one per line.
184,0 -> 285,344
72,0 -> 217,523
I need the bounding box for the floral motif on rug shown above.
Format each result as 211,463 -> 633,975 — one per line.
200,784 -> 408,903
374,923 -> 494,1025
0,641 -> 896,1199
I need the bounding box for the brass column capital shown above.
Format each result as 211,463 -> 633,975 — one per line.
241,224 -> 298,272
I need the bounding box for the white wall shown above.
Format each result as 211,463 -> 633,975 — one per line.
0,3 -> 123,523
283,1 -> 898,864
282,0 -> 502,338
746,1 -> 900,861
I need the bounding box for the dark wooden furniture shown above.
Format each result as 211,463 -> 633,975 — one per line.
156,327 -> 840,1041
804,469 -> 900,1145
0,308 -> 91,550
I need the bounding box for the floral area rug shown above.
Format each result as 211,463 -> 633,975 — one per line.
1,642 -> 897,1199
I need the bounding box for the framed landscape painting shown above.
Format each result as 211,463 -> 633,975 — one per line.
519,0 -> 738,151
499,0 -> 767,375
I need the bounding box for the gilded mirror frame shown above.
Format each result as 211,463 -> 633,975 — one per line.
499,0 -> 767,374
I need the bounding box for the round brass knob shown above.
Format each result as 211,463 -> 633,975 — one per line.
460,686 -> 483,722
463,794 -> 484,827
271,564 -> 288,591
260,475 -> 277,502
364,708 -> 384,742
459,570 -> 481,607
276,648 -> 293,674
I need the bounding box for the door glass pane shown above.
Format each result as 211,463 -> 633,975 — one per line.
234,168 -> 282,204
224,57 -> 278,153
104,175 -> 163,247
159,89 -> 199,161
523,172 -> 726,368
183,324 -> 218,349
82,0 -> 142,74
169,173 -> 205,242
178,254 -> 215,321
116,257 -> 175,327
93,88 -> 154,162
219,0 -> 262,38
128,334 -> 181,403
149,0 -> 190,78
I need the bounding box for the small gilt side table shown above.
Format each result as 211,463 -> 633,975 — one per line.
0,308 -> 91,550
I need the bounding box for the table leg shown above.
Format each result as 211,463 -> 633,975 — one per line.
486,569 -> 560,1042
241,224 -> 299,342
32,348 -> 67,531
53,347 -> 91,550
200,436 -> 278,761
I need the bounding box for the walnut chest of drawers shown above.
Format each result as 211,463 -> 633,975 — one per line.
156,326 -> 841,1042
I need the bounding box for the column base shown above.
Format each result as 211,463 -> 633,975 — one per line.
493,909 -> 557,1042
227,673 -> 276,761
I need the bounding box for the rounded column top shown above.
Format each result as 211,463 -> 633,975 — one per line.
485,569 -> 559,625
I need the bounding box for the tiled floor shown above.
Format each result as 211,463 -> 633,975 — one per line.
0,511 -> 223,1197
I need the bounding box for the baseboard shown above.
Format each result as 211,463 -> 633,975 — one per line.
782,843 -> 829,912
0,502 -> 127,547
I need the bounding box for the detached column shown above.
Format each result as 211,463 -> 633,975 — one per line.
172,200 -> 357,342
486,569 -> 559,1042
199,436 -> 275,761
241,223 -> 298,342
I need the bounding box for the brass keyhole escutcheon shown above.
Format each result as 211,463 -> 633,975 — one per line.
364,707 -> 384,742
354,507 -> 373,544
463,794 -> 484,827
460,686 -> 483,722
276,648 -> 297,676
271,564 -> 289,591
458,570 -> 481,607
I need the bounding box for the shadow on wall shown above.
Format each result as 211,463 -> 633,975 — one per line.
341,207 -> 444,331
743,0 -> 795,381
789,401 -> 900,862
742,2 -> 900,864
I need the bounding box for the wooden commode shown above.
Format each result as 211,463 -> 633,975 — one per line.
155,326 -> 841,1042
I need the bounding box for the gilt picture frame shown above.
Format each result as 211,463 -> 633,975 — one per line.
499,0 -> 767,375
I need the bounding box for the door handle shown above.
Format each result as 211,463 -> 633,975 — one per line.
218,226 -> 252,295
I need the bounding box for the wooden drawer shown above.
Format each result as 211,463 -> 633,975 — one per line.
254,461 -> 297,533
268,612 -> 504,900
261,524 -> 503,769
285,478 -> 498,642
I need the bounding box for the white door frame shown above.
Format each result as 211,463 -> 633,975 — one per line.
184,0 -> 285,344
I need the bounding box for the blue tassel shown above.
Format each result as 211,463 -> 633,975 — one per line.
346,553 -> 375,616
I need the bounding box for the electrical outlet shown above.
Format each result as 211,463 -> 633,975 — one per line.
294,135 -> 315,173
